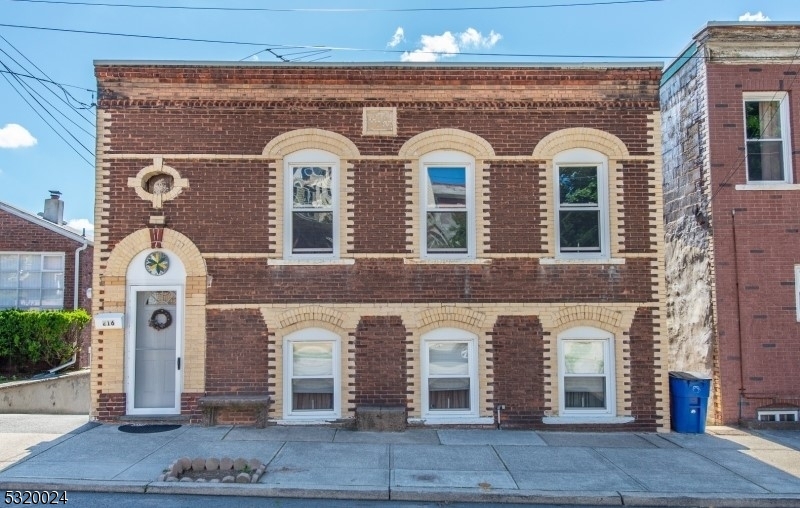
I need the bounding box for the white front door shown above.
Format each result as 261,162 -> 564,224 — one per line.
127,287 -> 182,414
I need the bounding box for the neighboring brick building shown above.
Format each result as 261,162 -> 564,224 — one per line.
92,62 -> 668,430
662,23 -> 800,425
0,192 -> 93,367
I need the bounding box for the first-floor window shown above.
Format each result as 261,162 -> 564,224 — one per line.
558,327 -> 615,416
422,328 -> 478,418
0,252 -> 65,310
284,328 -> 340,419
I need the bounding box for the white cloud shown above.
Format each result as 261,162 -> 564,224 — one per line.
66,218 -> 94,239
739,11 -> 770,22
0,124 -> 37,149
249,55 -> 260,61
388,27 -> 405,48
401,28 -> 502,62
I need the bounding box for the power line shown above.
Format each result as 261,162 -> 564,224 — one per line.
0,61 -> 93,166
10,0 -> 666,13
0,33 -> 94,114
0,69 -> 93,92
4,21 -> 798,61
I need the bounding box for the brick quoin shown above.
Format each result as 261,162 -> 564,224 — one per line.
94,64 -> 666,430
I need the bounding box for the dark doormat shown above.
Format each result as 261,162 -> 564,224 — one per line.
118,424 -> 181,434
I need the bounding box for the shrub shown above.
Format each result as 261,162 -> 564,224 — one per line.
0,309 -> 91,373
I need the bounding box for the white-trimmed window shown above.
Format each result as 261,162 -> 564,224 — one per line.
558,326 -> 615,417
284,149 -> 339,259
795,265 -> 800,322
0,252 -> 65,310
744,92 -> 792,183
555,148 -> 610,259
421,151 -> 475,259
421,328 -> 478,418
283,328 -> 341,419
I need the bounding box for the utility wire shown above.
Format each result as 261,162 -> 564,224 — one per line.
10,0 -> 666,13
0,42 -> 94,126
0,69 -> 93,91
0,61 -> 93,166
0,53 -> 94,136
0,33 -> 94,113
4,22 -> 797,61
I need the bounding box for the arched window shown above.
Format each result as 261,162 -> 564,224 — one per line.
284,149 -> 339,260
557,326 -> 615,416
420,151 -> 476,259
283,327 -> 341,419
554,148 -> 609,259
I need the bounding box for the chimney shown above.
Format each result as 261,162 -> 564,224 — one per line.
43,190 -> 64,225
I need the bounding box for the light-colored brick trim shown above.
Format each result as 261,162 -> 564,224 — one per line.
126,158 -> 189,209
92,229 -> 207,398
277,305 -> 345,330
532,127 -> 629,159
416,306 -> 487,333
398,128 -> 495,159
262,128 -> 360,158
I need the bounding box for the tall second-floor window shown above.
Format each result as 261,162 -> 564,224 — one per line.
0,252 -> 65,310
744,92 -> 792,183
421,151 -> 475,259
284,149 -> 339,259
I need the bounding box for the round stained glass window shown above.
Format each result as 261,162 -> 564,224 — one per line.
144,251 -> 170,276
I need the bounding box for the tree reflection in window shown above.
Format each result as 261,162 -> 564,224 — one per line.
426,167 -> 468,253
291,166 -> 334,254
558,166 -> 600,252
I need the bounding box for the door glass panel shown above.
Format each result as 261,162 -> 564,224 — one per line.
134,290 -> 177,410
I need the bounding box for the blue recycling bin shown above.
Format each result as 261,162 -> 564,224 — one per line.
669,372 -> 711,433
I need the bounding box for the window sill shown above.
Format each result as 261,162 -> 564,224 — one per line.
542,416 -> 634,425
539,257 -> 625,265
735,183 -> 800,191
275,417 -> 340,425
268,259 -> 355,266
405,258 -> 492,265
410,416 -> 494,425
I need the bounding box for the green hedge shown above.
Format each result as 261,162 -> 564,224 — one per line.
0,309 -> 91,372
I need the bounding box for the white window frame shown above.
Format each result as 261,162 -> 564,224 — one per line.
554,148 -> 610,260
743,92 -> 792,184
557,326 -> 616,417
283,327 -> 341,420
420,151 -> 476,260
0,252 -> 66,310
795,265 -> 800,322
283,149 -> 339,260
421,328 -> 479,419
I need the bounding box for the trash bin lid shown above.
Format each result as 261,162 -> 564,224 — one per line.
669,371 -> 710,380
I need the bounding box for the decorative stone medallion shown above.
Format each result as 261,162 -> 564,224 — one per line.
362,107 -> 397,136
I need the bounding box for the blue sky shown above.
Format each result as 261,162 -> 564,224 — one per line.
1,0 -> 799,239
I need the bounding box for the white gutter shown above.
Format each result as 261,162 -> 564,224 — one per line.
46,237 -> 89,376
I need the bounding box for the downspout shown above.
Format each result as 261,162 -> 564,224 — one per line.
731,210 -> 746,421
46,237 -> 89,376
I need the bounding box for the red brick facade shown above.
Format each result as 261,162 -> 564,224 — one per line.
93,63 -> 666,430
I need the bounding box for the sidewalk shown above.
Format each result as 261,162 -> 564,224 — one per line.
2,415 -> 800,506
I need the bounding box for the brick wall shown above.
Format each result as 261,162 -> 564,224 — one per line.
490,316 -> 545,427
705,63 -> 800,422
353,316 -> 408,407
205,309 -> 270,395
93,64 -> 666,429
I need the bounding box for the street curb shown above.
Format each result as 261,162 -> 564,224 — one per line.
147,482 -> 389,500
389,487 -> 623,505
621,492 -> 800,508
0,479 -> 147,493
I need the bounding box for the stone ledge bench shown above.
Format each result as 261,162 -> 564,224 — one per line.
356,405 -> 407,431
198,395 -> 271,429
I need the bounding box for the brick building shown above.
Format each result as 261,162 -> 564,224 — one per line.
662,23 -> 800,425
92,62 -> 668,430
0,192 -> 93,367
